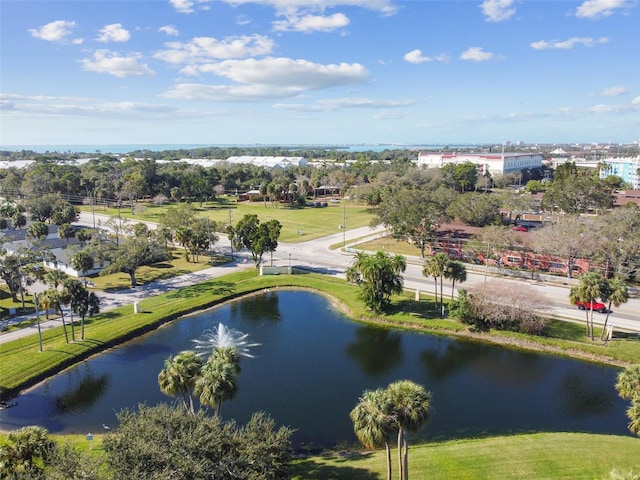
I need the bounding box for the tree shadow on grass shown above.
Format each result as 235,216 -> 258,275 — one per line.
165,281 -> 235,299
386,298 -> 440,318
290,455 -> 381,480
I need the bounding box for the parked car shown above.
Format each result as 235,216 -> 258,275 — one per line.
513,225 -> 528,232
576,301 -> 607,313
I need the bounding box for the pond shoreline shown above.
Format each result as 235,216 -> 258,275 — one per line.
0,280 -> 633,423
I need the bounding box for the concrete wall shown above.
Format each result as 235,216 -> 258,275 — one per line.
260,266 -> 292,275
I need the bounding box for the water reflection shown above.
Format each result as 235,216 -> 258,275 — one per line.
559,367 -> 618,417
346,326 -> 403,376
0,291 -> 630,447
231,291 -> 281,323
49,365 -> 109,416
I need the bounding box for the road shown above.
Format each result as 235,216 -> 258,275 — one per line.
1,212 -> 638,344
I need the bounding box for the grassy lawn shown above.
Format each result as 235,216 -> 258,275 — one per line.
290,432 -> 640,480
3,431 -> 636,480
0,249 -> 215,326
2,267 -> 639,479
2,268 -> 639,398
85,196 -> 376,243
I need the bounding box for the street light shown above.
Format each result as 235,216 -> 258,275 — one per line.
342,201 -> 346,249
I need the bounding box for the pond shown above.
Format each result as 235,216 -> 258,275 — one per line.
0,290 -> 630,448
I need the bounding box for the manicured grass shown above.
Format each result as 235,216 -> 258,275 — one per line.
2,268 -> 639,399
86,250 -> 219,291
290,432 -> 640,480
1,431 -> 637,479
354,235 -> 423,256
84,196 -> 375,243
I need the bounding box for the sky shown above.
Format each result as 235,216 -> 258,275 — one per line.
1,0 -> 639,147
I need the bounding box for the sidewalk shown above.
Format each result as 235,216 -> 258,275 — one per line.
0,223 -> 385,345
0,259 -> 254,344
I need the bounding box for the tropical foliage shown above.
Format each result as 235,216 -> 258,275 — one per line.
615,365 -> 640,437
346,251 -> 406,313
102,404 -> 293,480
351,380 -> 432,480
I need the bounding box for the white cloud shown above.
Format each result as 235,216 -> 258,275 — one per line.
403,49 -> 431,64
97,23 -> 131,43
222,1 -> 398,16
480,0 -> 516,22
274,97 -> 416,112
403,49 -> 446,64
154,35 -> 275,64
162,57 -> 369,101
0,92 -> 180,117
460,47 -> 494,62
632,96 -> 640,105
273,12 -> 350,32
188,57 -> 368,88
159,25 -> 179,36
600,85 -> 628,97
576,0 -> 631,19
81,50 -> 156,78
29,20 -> 79,43
530,36 -> 609,50
161,83 -> 303,101
373,111 -> 410,120
169,0 -> 212,13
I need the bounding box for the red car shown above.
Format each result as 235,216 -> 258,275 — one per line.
576,301 -> 607,313
513,225 -> 528,232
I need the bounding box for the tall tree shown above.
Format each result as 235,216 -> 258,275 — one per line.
600,277 -> 629,340
158,351 -> 204,415
373,188 -> 451,257
64,279 -> 99,340
444,260 -> 467,299
227,214 -> 282,266
195,348 -> 239,417
71,250 -> 94,286
41,288 -> 71,343
422,253 -> 450,317
28,221 -> 49,240
57,223 -> 75,244
569,272 -> 607,340
350,388 -> 395,480
385,380 -> 432,480
0,425 -> 55,479
615,366 -> 640,437
346,251 -> 407,313
89,227 -> 171,287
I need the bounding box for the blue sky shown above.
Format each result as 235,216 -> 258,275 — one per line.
1,0 -> 639,146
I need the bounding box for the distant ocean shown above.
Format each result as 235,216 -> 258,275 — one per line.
1,144 -> 474,155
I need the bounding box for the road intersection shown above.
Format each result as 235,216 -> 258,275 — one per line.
1,212 -> 638,345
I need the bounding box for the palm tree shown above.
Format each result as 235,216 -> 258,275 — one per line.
44,268 -> 68,290
570,272 -> 607,340
616,366 -> 640,401
615,366 -> 640,437
346,251 -> 406,313
600,276 -> 629,340
41,288 -> 70,343
71,250 -> 94,287
385,380 -> 432,480
157,351 -> 204,415
195,349 -> 239,416
423,253 -> 450,317
444,260 -> 467,299
0,425 -> 54,479
65,279 -> 100,340
350,388 -> 395,480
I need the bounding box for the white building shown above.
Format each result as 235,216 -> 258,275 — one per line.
599,156 -> 640,189
416,152 -> 543,175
